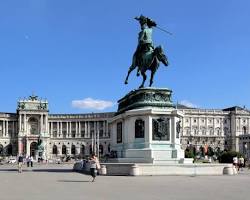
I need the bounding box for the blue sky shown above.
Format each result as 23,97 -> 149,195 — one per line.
0,0 -> 249,113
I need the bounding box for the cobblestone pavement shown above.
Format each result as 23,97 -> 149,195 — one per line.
0,164 -> 250,200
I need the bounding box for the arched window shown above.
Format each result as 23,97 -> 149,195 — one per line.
216,128 -> 221,136
71,144 -> 76,155
209,128 -> 214,136
185,128 -> 190,136
193,127 -> 198,135
135,119 -> 145,138
52,145 -> 58,155
6,144 -> 13,156
28,117 -> 39,135
89,145 -> 93,155
224,127 -> 228,135
201,128 -> 206,135
243,126 -> 247,134
62,145 -> 67,155
80,145 -> 85,155
30,142 -> 37,157
99,144 -> 104,155
108,144 -> 111,153
0,144 -> 3,156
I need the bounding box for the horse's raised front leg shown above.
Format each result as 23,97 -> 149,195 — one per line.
139,71 -> 147,88
125,64 -> 136,85
125,54 -> 137,84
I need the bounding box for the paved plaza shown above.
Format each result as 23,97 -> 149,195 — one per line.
0,164 -> 249,200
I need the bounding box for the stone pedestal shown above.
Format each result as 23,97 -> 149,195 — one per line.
111,88 -> 184,164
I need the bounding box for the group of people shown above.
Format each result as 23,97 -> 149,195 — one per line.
233,156 -> 245,171
17,155 -> 34,173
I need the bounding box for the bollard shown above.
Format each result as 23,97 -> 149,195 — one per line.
223,166 -> 234,175
130,164 -> 139,176
99,165 -> 107,175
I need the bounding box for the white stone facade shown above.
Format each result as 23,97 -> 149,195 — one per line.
0,96 -> 249,160
0,95 -> 113,160
179,106 -> 250,158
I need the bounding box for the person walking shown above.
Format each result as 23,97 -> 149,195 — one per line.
29,156 -> 34,167
89,154 -> 100,182
233,156 -> 238,171
18,155 -> 24,173
239,156 -> 244,171
26,156 -> 30,167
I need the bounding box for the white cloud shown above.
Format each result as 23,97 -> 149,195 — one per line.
179,100 -> 198,108
72,98 -> 114,110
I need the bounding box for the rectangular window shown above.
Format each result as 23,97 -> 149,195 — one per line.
72,130 -> 76,138
81,130 -> 85,138
135,119 -> 145,138
117,122 -> 122,143
99,129 -> 104,138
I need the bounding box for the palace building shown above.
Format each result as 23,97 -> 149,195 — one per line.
0,95 -> 114,160
0,95 -> 249,160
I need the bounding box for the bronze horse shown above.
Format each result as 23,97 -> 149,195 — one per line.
125,45 -> 168,88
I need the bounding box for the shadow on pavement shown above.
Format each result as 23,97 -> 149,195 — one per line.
0,169 -> 18,172
32,169 -> 73,173
58,180 -> 91,183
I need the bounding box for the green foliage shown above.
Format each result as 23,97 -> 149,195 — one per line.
218,151 -> 245,163
185,146 -> 196,158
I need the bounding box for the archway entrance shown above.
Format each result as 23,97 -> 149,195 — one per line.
62,145 -> 67,155
30,142 -> 38,157
0,144 -> 3,156
52,145 -> 58,155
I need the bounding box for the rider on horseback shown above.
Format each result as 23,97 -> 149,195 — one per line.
125,15 -> 169,88
133,15 -> 157,74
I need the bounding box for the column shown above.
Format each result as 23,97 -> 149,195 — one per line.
103,121 -> 106,137
23,114 -> 26,132
66,122 -> 69,134
26,140 -> 30,156
6,120 -> 8,135
40,115 -> 43,133
57,122 -> 59,137
220,118 -> 223,136
213,117 -> 215,135
18,138 -> 22,155
50,122 -> 54,137
69,122 -> 72,137
181,118 -> 184,137
197,117 -> 200,135
21,114 -> 24,131
79,121 -> 81,136
94,122 -> 97,154
205,117 -> 208,135
19,115 -> 21,132
76,121 -> 78,137
85,121 -> 87,138
44,115 -> 48,133
88,121 -> 90,138
12,121 -> 15,137
190,117 -> 192,135
60,122 -> 63,135
97,121 -> 100,157
3,120 -> 5,136
106,121 -> 109,138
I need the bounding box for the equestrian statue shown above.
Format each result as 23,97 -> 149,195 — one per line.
124,15 -> 169,88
